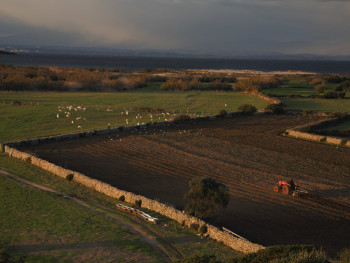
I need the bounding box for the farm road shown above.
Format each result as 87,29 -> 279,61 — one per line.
22,115 -> 350,255
0,167 -> 184,262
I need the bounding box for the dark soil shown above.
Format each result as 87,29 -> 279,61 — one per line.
21,115 -> 350,256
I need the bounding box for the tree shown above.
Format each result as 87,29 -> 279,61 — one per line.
184,177 -> 229,220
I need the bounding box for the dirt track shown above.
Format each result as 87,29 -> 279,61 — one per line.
22,115 -> 350,255
0,167 -> 184,262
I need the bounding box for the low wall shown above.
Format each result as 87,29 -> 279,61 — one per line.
3,144 -> 264,253
285,119 -> 349,148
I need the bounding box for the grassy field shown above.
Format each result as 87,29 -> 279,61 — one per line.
0,89 -> 264,261
262,87 -> 318,96
0,91 -> 268,142
0,153 -> 241,262
280,97 -> 350,113
322,120 -> 350,132
261,80 -> 341,96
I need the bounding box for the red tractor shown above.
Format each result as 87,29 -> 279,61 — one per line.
274,180 -> 297,195
274,179 -> 309,197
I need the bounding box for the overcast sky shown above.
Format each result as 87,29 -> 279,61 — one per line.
1,0 -> 350,56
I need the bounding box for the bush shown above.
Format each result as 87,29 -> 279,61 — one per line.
269,249 -> 328,263
135,199 -> 142,207
229,245 -> 327,263
119,195 -> 125,202
11,100 -> 21,105
338,92 -> 346,99
237,104 -> 257,115
264,103 -> 284,114
177,254 -> 220,263
218,109 -> 228,117
66,174 -> 74,181
190,223 -> 200,232
0,248 -> 9,263
199,225 -> 208,235
314,84 -> 325,93
323,92 -> 338,99
174,114 -> 191,123
340,139 -> 348,146
320,137 -> 327,143
328,112 -> 348,119
338,247 -> 350,263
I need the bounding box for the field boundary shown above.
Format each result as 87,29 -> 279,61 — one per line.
284,119 -> 350,148
1,118 -> 264,254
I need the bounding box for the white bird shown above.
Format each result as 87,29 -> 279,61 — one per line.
77,125 -> 82,129
76,117 -> 81,120
71,120 -> 74,124
56,113 -> 60,119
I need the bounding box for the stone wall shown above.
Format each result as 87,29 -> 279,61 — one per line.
3,144 -> 264,254
285,119 -> 350,148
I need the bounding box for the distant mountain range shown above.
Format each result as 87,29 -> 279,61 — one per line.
1,45 -> 350,61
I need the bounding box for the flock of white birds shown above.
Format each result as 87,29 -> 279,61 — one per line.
56,104 -> 228,131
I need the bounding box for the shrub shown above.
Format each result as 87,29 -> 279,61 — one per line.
340,139 -> 348,146
177,254 -> 220,263
338,247 -> 350,263
0,248 -> 9,263
237,104 -> 257,115
323,92 -> 338,99
264,103 -> 284,114
174,114 -> 191,123
135,199 -> 142,207
269,249 -> 328,263
328,112 -> 348,119
314,84 -> 325,93
11,100 -> 21,105
66,174 -> 74,181
119,195 -> 125,202
338,92 -> 346,99
190,223 -> 200,232
303,110 -> 313,116
229,245 -> 327,263
218,109 -> 228,117
320,137 -> 327,143
199,225 -> 208,235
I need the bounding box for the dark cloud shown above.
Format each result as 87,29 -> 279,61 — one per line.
0,0 -> 349,55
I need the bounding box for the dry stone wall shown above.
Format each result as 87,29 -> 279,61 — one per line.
285,118 -> 350,148
3,131 -> 264,254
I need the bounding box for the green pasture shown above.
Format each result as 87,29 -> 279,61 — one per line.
0,89 -> 248,261
284,80 -> 315,88
262,80 -> 340,96
262,87 -> 317,96
0,91 -> 268,142
322,120 -> 350,132
281,97 -> 350,113
0,154 -> 240,262
0,166 -> 157,262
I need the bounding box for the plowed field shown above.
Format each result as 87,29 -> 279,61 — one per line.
22,115 -> 350,255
